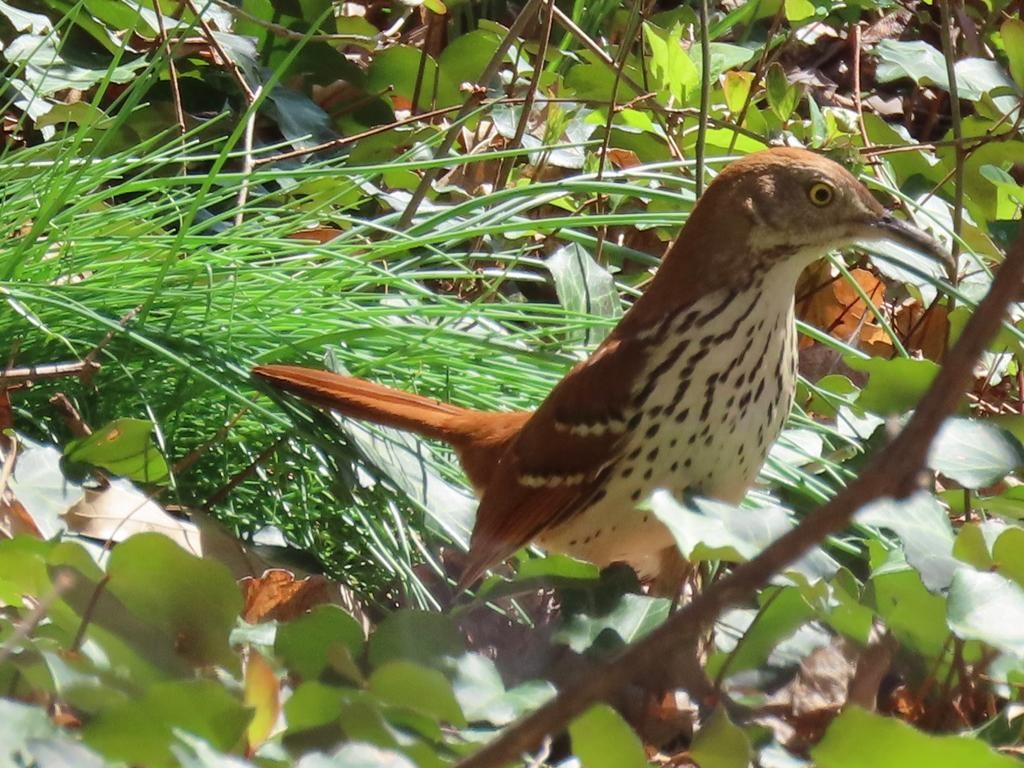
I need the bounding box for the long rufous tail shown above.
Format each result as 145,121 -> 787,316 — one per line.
252,364 -> 529,492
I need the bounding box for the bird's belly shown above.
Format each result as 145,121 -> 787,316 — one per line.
538,288 -> 798,577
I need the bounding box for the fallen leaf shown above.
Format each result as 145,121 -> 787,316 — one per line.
240,569 -> 370,632
797,264 -> 891,353
64,482 -> 202,553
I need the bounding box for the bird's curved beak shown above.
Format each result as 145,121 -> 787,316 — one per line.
868,213 -> 954,272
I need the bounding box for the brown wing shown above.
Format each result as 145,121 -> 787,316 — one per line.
458,324 -> 663,588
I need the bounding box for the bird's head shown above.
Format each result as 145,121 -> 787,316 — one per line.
680,148 -> 951,282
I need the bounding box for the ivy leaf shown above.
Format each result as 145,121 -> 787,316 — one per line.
691,707 -> 752,768
928,418 -> 1024,488
1002,19 -> 1024,88
846,356 -> 939,415
857,493 -> 957,592
65,418 -> 169,484
547,243 -> 622,345
947,569 -> 1024,656
814,706 -> 1020,768
569,705 -> 646,768
369,660 -> 466,726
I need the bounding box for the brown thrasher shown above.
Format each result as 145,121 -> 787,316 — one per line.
254,148 -> 948,589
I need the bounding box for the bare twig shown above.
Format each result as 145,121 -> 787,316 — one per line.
397,0 -> 545,229
210,0 -> 378,45
0,570 -> 75,666
80,305 -> 140,385
455,231 -> 1024,768
153,0 -> 186,135
550,4 -> 682,161
492,0 -> 556,193
938,0 -> 964,273
0,360 -> 99,384
235,83 -> 263,226
185,0 -> 256,100
695,0 -> 711,197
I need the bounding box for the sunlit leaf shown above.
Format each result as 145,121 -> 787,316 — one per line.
814,706 -> 1019,768
948,569 -> 1024,656
569,704 -> 645,768
691,707 -> 752,768
65,418 -> 169,484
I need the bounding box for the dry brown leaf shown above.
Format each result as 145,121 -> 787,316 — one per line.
891,297 -> 950,362
797,264 -> 891,354
64,484 -> 202,553
0,496 -> 43,539
606,148 -> 642,170
287,227 -> 343,243
240,569 -> 370,633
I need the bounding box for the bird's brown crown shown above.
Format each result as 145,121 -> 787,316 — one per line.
656,148 -> 944,296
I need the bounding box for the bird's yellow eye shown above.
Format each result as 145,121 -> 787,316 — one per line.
808,182 -> 834,206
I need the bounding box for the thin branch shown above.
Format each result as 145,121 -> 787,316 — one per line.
210,0 -> 379,45
454,230 -> 1024,768
492,0 -> 555,193
153,0 -> 186,135
235,83 -> 263,226
550,4 -> 682,161
938,0 -> 965,271
185,0 -> 256,100
0,360 -> 99,383
397,0 -> 545,229
695,0 -> 711,197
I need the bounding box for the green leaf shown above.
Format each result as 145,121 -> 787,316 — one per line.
548,244 -> 618,323
992,527 -> 1024,588
276,605 -> 365,680
569,704 -> 646,768
283,681 -> 345,732
554,593 -> 670,652
105,533 -> 242,668
643,22 -> 699,104
547,243 -> 622,345
651,493 -> 838,580
706,44 -> 755,81
722,71 -> 754,113
691,707 -> 752,768
951,522 -> 999,571
874,40 -> 1019,101
452,654 -> 555,725
369,660 -> 466,726
365,45 -> 459,109
1002,19 -> 1024,88
868,545 -> 949,658
4,34 -> 147,94
856,493 -> 957,591
874,40 -> 949,92
948,569 -> 1024,655
846,356 -> 940,415
813,706 -> 1020,768
784,0 -> 817,23
437,29 -> 504,91
82,680 -> 250,766
707,586 -> 815,679
65,418 -> 169,484
295,743 -> 417,768
765,63 -> 799,122
367,610 -> 463,669
928,418 -> 1024,488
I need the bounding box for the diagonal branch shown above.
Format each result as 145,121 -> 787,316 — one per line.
456,229 -> 1024,768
